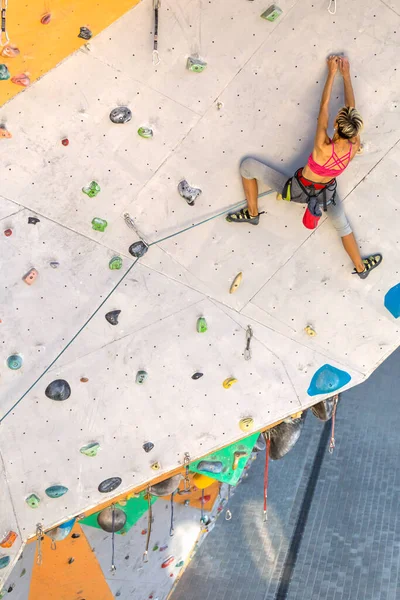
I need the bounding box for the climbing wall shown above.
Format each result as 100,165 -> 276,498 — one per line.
1,0 -> 399,595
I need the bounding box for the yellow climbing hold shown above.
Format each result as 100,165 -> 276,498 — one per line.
192,473 -> 215,489
229,272 -> 242,294
239,417 -> 254,432
151,462 -> 161,471
290,411 -> 303,420
305,325 -> 316,337
223,377 -> 238,389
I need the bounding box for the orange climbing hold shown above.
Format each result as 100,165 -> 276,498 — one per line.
0,531 -> 17,548
11,73 -> 31,87
0,127 -> 12,139
23,268 -> 38,285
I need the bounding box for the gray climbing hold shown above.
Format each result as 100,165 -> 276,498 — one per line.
98,477 -> 122,493
45,379 -> 71,401
143,442 -> 154,453
97,506 -> 127,532
45,485 -> 69,498
269,413 -> 307,460
129,240 -> 149,258
78,26 -> 92,40
197,460 -> 223,474
192,372 -> 203,380
311,394 -> 341,422
109,107 -> 132,124
49,261 -> 60,269
105,310 -> 121,326
149,474 -> 182,497
28,217 -> 40,225
178,180 -> 202,206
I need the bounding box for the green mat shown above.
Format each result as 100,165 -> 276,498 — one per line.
189,432 -> 260,486
80,491 -> 157,535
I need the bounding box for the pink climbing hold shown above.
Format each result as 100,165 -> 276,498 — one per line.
11,73 -> 31,87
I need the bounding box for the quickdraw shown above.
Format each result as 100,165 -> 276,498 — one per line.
263,432 -> 270,521
143,490 -> 152,562
329,395 -> 339,454
169,491 -> 175,537
244,325 -> 253,361
36,524 -> 44,566
152,0 -> 160,66
183,452 -> 191,493
327,0 -> 337,15
225,485 -> 232,521
110,504 -> 116,572
1,0 -> 9,47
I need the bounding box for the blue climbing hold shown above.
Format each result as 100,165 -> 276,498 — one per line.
0,556 -> 10,569
384,283 -> 400,318
307,364 -> 351,396
45,518 -> 75,542
45,485 -> 69,499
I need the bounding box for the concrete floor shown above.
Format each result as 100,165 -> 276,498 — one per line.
171,348 -> 400,600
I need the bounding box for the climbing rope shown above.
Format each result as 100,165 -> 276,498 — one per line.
1,191 -> 274,424
263,431 -> 270,521
327,0 -> 336,15
143,490 -> 152,563
200,489 -> 205,524
329,395 -> 339,454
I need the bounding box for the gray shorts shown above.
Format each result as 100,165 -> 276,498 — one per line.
240,157 -> 352,237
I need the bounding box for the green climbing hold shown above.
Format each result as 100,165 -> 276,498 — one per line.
45,485 -> 68,499
138,126 -> 153,139
187,57 -> 207,72
196,317 -> 207,333
0,64 -> 10,80
82,181 -> 101,197
109,256 -> 123,270
176,560 -> 184,568
91,218 -> 108,232
80,442 -> 100,457
136,370 -> 148,384
7,354 -> 22,370
153,544 -> 159,551
25,493 -> 40,509
260,4 -> 282,21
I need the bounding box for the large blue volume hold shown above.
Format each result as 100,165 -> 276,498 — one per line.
307,364 -> 351,396
384,283 -> 400,318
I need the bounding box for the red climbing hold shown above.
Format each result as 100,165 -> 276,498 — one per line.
61,138 -> 69,146
141,529 -> 147,535
161,556 -> 174,568
41,13 -> 51,24
4,228 -> 12,236
199,494 -> 211,504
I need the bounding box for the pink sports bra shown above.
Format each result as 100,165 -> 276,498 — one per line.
307,139 -> 354,178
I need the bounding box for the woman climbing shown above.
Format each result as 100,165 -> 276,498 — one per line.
227,55 -> 382,279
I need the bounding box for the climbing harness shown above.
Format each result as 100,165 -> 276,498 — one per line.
169,492 -> 175,537
1,0 -> 9,46
244,325 -> 253,360
225,485 -> 232,521
329,395 -> 339,454
327,0 -> 337,15
110,504 -> 116,572
263,432 -> 270,521
143,490 -> 152,562
36,524 -> 44,565
152,0 -> 160,66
